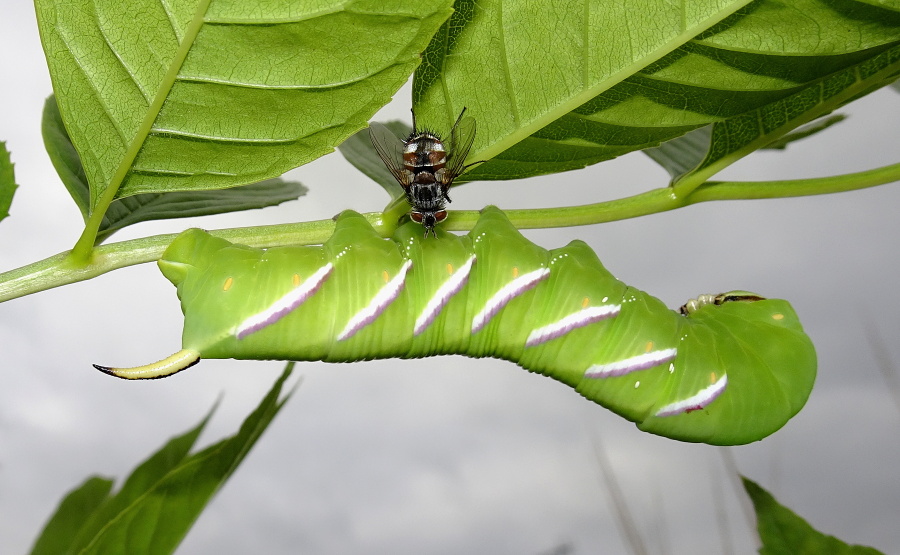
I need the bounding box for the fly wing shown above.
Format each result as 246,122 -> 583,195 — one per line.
369,122 -> 413,187
445,114 -> 477,187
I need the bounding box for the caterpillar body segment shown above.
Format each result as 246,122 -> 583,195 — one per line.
99,206 -> 816,445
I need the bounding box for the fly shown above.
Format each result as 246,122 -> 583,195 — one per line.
369,108 -> 477,237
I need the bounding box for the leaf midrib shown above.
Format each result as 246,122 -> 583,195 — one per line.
96,0 -> 214,212
73,0 -> 213,257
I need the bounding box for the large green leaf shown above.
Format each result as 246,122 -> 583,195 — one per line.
644,113 -> 849,182
29,478 -> 114,555
743,477 -> 884,555
34,0 -> 454,213
29,364 -> 295,555
665,44 -> 900,192
41,96 -> 307,243
412,0 -> 900,182
0,141 -> 16,222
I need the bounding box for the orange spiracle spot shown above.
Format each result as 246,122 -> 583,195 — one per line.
446,263 -> 454,275
582,297 -> 590,308
645,341 -> 654,352
222,277 -> 234,292
292,274 -> 301,287
772,313 -> 784,321
710,372 -> 717,383
512,267 -> 520,278
382,270 -> 390,283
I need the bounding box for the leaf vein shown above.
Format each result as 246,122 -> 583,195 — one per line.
177,73 -> 370,90
202,2 -> 348,26
150,128 -> 303,144
131,168 -> 238,177
582,0 -> 590,88
93,6 -> 152,103
158,0 -> 183,42
55,25 -> 129,145
100,0 -> 213,205
495,0 -> 520,126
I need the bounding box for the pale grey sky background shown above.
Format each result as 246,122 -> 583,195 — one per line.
2,3 -> 900,554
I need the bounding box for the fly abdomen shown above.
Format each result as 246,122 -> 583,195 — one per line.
414,171 -> 437,185
409,183 -> 445,211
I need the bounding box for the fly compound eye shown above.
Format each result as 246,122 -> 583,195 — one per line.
410,211 -> 424,224
434,210 -> 448,223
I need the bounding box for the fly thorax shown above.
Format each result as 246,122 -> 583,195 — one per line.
404,136 -> 446,166
425,149 -> 447,169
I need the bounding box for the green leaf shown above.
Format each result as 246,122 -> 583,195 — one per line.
856,0 -> 900,10
0,141 -> 17,222
30,364 -> 295,555
668,45 -> 900,194
338,120 -> 412,201
742,477 -> 885,555
29,477 -> 114,555
42,96 -> 307,243
34,0 -> 454,214
412,0 -> 900,183
41,95 -> 90,218
96,179 -> 308,243
645,111 -> 848,182
31,403 -> 212,555
762,115 -> 848,150
644,126 -> 713,182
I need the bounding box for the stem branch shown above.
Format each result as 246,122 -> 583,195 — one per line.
1,161 -> 897,303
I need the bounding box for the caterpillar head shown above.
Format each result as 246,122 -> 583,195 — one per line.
679,290 -> 767,315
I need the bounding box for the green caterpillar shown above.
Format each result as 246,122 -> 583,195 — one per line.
96,207 -> 816,445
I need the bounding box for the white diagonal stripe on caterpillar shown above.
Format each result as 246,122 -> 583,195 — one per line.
584,348 -> 678,378
414,255 -> 476,336
337,260 -> 413,341
654,375 -> 728,417
470,268 -> 550,333
235,262 -> 334,339
524,304 -> 621,347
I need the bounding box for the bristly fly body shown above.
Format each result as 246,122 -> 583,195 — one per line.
369,108 -> 477,236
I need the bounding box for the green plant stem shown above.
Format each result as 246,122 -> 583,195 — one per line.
1,161 -> 898,304
446,161 -> 900,230
0,218 -> 345,304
